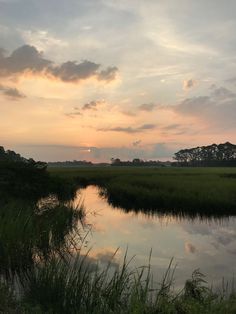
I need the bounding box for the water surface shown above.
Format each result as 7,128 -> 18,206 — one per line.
74,186 -> 236,289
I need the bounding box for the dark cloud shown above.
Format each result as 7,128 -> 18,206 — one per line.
176,96 -> 210,115
97,66 -> 118,82
138,103 -> 156,111
82,100 -> 100,110
98,123 -> 156,133
0,84 -> 25,100
0,45 -> 51,76
64,100 -> 104,118
173,86 -> 236,129
141,123 -> 156,130
49,60 -> 100,82
0,45 -> 118,83
210,86 -> 235,99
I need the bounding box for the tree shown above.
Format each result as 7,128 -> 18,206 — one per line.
173,142 -> 236,166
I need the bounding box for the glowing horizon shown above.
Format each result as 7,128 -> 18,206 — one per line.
1,0 -> 236,162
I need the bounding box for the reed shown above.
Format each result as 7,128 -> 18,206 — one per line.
50,166 -> 236,216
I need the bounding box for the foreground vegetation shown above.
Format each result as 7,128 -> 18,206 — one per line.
1,152 -> 236,312
1,251 -> 236,313
50,166 -> 236,216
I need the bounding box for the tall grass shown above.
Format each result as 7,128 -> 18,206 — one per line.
0,196 -> 234,313
1,251 -> 234,313
0,197 -> 84,280
1,166 -> 236,312
50,167 -> 236,216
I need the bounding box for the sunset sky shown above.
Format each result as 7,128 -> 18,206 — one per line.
1,0 -> 236,162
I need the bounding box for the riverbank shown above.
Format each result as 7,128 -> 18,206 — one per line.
49,166 -> 236,216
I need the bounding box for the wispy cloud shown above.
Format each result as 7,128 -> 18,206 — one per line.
0,84 -> 25,100
64,111 -> 82,118
65,100 -> 105,118
162,124 -> 181,131
138,103 -> 156,111
98,123 -> 156,134
82,100 -> 102,110
132,139 -> 141,146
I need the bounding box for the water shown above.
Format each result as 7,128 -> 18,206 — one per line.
73,186 -> 236,289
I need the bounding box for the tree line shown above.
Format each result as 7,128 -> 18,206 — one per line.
0,146 -> 46,169
111,158 -> 171,167
173,142 -> 236,166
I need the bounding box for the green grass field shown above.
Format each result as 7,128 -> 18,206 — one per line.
1,166 -> 236,312
49,166 -> 236,216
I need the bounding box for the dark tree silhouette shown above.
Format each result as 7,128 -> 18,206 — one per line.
173,142 -> 236,166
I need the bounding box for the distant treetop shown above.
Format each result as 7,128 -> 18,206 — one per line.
173,142 -> 236,166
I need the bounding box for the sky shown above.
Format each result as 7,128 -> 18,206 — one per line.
1,0 -> 236,162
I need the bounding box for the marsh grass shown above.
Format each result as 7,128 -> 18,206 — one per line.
0,198 -> 236,313
0,197 -> 83,280
1,166 -> 236,313
2,251 -> 234,314
49,167 -> 236,216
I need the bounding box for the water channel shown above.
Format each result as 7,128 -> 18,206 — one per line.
73,186 -> 236,289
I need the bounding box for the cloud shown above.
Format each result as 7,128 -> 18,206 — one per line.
95,250 -> 119,269
98,123 -> 156,133
82,100 -> 101,110
0,45 -> 118,83
181,223 -> 212,236
138,103 -> 156,111
225,77 -> 236,85
0,84 -> 25,100
20,29 -> 68,52
133,139 -> 141,146
0,45 -> 51,75
162,124 -> 181,131
121,103 -> 156,117
64,111 -> 82,118
64,100 -> 105,118
121,110 -> 137,116
97,66 -> 118,82
49,60 -> 100,82
183,79 -> 197,91
210,86 -> 235,99
185,242 -> 197,254
166,85 -> 236,130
